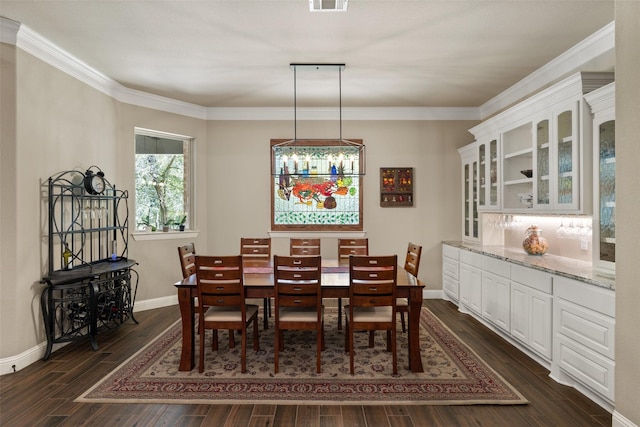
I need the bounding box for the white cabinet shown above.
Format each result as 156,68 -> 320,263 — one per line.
467,71 -> 613,214
510,265 -> 553,361
458,144 -> 479,242
533,100 -> 581,210
481,257 -> 510,333
585,82 -> 616,273
553,275 -> 615,405
442,244 -> 460,303
502,122 -> 534,210
459,250 -> 482,315
478,138 -> 500,210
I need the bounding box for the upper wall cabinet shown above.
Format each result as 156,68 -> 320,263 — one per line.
467,71 -> 614,214
458,143 -> 479,243
478,138 -> 500,210
585,82 -> 615,274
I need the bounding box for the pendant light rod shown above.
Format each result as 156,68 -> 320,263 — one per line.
339,65 -> 342,141
294,65 -> 297,141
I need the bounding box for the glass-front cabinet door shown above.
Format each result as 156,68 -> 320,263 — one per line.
597,119 -> 615,268
478,139 -> 499,210
585,81 -> 615,273
554,102 -> 580,210
459,144 -> 479,242
534,118 -> 551,208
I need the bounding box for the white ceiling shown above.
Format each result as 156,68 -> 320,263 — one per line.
0,0 -> 615,109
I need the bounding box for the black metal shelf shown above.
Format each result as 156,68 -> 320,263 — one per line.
41,168 -> 138,360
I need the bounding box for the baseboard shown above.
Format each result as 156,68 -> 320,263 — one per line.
133,295 -> 178,312
0,295 -> 179,376
613,411 -> 638,427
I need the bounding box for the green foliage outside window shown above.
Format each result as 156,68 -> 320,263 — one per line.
135,154 -> 185,230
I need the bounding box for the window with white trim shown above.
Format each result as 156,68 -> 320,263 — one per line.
134,128 -> 193,232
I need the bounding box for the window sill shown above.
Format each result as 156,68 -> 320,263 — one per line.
132,230 -> 199,241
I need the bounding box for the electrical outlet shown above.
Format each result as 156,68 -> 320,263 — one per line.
580,239 -> 589,250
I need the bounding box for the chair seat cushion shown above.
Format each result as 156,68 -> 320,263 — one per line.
345,306 -> 393,322
204,304 -> 258,322
279,306 -> 324,322
396,298 -> 408,306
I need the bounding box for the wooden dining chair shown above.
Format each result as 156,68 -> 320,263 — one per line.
290,238 -> 321,256
273,255 -> 324,374
194,255 -> 259,373
177,243 -> 197,278
240,237 -> 272,329
345,255 -> 398,375
179,243 -> 237,348
398,242 -> 422,332
336,238 -> 369,330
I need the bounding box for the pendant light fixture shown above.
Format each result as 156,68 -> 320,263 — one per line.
271,63 -> 366,178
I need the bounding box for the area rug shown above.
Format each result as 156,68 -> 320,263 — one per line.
76,308 -> 528,405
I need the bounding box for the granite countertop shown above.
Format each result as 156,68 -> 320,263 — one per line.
443,241 -> 615,291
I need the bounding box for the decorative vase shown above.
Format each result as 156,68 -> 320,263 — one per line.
523,225 -> 548,255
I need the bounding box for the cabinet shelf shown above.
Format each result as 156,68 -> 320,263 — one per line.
504,147 -> 533,159
504,178 -> 533,186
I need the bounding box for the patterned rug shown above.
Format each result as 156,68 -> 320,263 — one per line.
76,308 -> 528,405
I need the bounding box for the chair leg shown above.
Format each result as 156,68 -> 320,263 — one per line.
274,325 -> 280,374
386,329 -> 392,352
263,298 -> 270,330
337,298 -> 342,330
198,322 -> 206,373
229,330 -> 235,348
241,325 -> 247,374
253,317 -> 259,351
349,324 -> 355,375
369,331 -> 375,348
400,311 -> 407,333
212,329 -> 218,351
316,327 -> 322,374
392,327 -> 397,375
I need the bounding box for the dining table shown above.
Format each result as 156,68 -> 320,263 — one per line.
174,258 -> 425,373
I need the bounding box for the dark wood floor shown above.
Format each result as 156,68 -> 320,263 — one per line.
0,300 -> 611,426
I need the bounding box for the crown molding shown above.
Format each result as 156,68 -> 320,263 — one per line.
479,21 -> 615,120
0,16 -> 20,44
584,82 -> 615,114
3,16 -> 613,123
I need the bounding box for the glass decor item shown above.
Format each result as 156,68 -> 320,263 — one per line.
271,139 -> 364,231
523,225 -> 549,255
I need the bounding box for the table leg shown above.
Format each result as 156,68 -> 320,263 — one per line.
178,288 -> 195,371
408,288 -> 424,372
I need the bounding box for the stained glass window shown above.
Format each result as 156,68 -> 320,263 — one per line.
271,139 -> 364,231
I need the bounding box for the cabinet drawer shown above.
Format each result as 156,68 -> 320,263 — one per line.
443,258 -> 459,280
511,264 -> 552,294
482,256 -> 510,278
443,274 -> 459,301
556,334 -> 614,401
442,244 -> 459,260
555,299 -> 614,359
459,250 -> 482,268
554,276 -> 615,317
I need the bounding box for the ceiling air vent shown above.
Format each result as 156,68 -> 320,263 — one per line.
309,0 -> 349,12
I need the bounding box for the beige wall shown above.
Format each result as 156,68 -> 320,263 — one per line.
614,1 -> 640,425
206,119 -> 474,290
118,104 -> 209,302
0,47 -> 121,358
0,43 -> 18,361
0,44 -> 474,362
